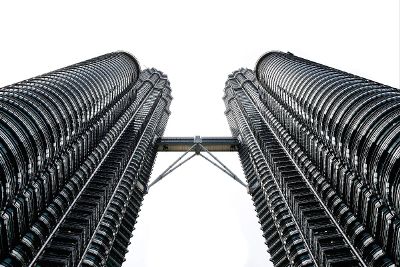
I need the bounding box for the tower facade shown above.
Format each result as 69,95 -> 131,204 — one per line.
0,53 -> 172,266
224,52 -> 399,267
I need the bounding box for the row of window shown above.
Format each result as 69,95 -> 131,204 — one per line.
0,75 -> 142,262
259,79 -> 400,263
224,68 -> 392,266
225,81 -> 315,267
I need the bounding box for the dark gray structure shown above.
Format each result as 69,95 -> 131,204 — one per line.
0,53 -> 172,266
224,52 -> 400,267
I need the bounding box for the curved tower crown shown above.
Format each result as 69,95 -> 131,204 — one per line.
0,52 -> 172,267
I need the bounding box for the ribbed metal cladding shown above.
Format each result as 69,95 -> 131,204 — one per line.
254,51 -> 400,266
225,69 -> 362,267
0,53 -> 172,267
225,55 -> 400,266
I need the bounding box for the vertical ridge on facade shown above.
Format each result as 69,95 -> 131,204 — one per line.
225,72 -> 318,267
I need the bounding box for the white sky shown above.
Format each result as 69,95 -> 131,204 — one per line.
0,1 -> 399,267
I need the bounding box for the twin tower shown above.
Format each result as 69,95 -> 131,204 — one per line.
0,51 -> 399,267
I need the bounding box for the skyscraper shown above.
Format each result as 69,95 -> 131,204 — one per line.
1,49 -> 399,267
0,52 -> 172,266
224,52 -> 399,267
